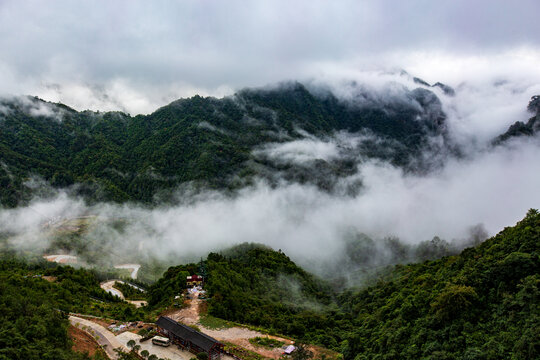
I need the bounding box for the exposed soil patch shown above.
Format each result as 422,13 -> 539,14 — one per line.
224,337 -> 287,359
68,324 -> 106,358
43,254 -> 78,264
127,300 -> 148,308
170,298 -> 200,325
310,345 -> 341,360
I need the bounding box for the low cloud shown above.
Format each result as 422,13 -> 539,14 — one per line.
1,135 -> 538,276
254,138 -> 340,164
0,96 -> 67,122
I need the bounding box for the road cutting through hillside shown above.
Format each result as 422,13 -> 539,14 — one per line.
114,264 -> 140,279
100,280 -> 147,308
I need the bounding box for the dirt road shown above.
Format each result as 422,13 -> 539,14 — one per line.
100,280 -> 125,299
114,264 -> 140,279
169,290 -> 292,359
100,280 -> 148,308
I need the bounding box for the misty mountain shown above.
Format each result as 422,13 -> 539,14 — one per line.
493,95 -> 540,145
411,73 -> 456,96
148,242 -> 333,331
0,81 -> 455,206
337,209 -> 540,359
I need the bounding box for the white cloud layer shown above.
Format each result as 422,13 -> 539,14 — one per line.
2,135 -> 539,270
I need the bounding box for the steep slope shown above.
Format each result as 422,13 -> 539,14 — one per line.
340,209 -> 540,359
204,243 -> 334,335
0,82 -> 450,206
148,243 -> 336,341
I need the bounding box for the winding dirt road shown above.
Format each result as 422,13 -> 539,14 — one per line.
100,280 -> 148,308
114,264 -> 140,279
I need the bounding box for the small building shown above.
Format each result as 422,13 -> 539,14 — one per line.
284,345 -> 296,355
156,316 -> 223,360
187,274 -> 204,287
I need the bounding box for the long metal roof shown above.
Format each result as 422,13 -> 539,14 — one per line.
156,316 -> 222,352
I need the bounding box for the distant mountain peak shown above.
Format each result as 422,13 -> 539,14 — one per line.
528,95 -> 540,114
432,82 -> 456,96
493,95 -> 540,145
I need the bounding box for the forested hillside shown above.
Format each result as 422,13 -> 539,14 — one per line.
0,259 -> 145,360
0,82 -> 452,207
151,211 -> 539,359
338,209 -> 539,359
494,95 -> 540,145
148,243 -> 339,344
204,244 -> 334,336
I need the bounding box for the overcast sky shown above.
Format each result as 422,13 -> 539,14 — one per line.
1,0 -> 540,114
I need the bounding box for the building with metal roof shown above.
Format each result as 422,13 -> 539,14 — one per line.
156,316 -> 223,360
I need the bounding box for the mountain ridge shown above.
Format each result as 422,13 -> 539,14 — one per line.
0,81 -> 452,206
0,83 -> 536,208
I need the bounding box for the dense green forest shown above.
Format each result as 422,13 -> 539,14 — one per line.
147,261 -> 198,308
338,209 -> 540,359
147,243 -> 345,347
204,244 -> 335,336
0,258 -> 147,319
0,83 -> 452,207
0,259 -> 147,359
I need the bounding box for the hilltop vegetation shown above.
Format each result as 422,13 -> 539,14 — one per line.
204,244 -> 335,337
0,82 -> 451,207
147,243 -> 346,348
336,209 -> 539,359
493,95 -> 540,145
147,261 -> 199,308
